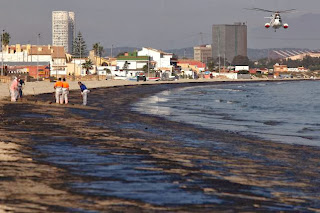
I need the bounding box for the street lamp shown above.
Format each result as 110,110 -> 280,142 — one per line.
1,29 -> 4,76
37,33 -> 40,81
55,36 -> 62,79
79,37 -> 82,75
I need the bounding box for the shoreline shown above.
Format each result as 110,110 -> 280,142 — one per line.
0,82 -> 320,211
0,78 -> 318,101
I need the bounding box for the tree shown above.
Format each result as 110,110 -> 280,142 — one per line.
82,59 -> 93,75
93,43 -> 99,56
232,55 -> 250,66
93,42 -> 99,69
104,68 -> 111,74
98,45 -> 104,65
73,31 -> 87,58
142,65 -> 148,72
117,52 -> 126,57
1,31 -> 10,46
207,61 -> 215,71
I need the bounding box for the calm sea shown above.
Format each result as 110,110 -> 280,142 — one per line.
134,81 -> 320,146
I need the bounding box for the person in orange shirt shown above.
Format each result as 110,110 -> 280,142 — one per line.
54,78 -> 63,104
62,78 -> 70,104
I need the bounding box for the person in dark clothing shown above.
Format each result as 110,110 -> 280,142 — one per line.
78,82 -> 90,105
17,78 -> 25,99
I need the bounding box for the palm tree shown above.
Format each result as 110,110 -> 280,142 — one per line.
82,59 -> 93,75
1,31 -> 11,47
92,43 -> 99,71
98,45 -> 104,65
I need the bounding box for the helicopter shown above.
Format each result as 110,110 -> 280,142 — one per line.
248,8 -> 296,31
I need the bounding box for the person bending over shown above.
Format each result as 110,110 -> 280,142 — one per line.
78,81 -> 90,106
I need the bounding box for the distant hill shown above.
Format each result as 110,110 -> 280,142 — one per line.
165,47 -> 194,59
101,46 -> 313,61
102,46 -> 195,59
248,48 -> 312,61
102,47 -> 139,57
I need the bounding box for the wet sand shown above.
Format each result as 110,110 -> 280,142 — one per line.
0,82 -> 319,212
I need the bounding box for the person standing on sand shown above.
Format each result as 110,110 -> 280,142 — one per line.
62,78 -> 69,104
78,81 -> 90,106
9,76 -> 19,102
54,78 -> 63,104
17,78 -> 25,99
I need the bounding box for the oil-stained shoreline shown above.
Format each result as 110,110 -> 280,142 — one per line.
0,82 -> 319,212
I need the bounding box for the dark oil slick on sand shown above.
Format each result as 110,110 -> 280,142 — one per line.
0,81 -> 319,212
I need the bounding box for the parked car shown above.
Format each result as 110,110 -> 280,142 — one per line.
136,72 -> 146,81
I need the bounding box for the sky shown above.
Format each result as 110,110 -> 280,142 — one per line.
0,0 -> 320,51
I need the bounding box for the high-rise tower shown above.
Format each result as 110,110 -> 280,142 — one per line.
52,11 -> 75,53
212,23 -> 247,63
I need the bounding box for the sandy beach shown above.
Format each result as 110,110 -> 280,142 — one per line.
0,80 -> 319,212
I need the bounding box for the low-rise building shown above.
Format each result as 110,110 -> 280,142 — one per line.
117,52 -> 149,70
287,67 -> 308,72
274,64 -> 288,72
177,60 -> 206,73
1,44 -> 66,78
5,62 -> 50,79
194,44 -> 212,63
138,47 -> 173,71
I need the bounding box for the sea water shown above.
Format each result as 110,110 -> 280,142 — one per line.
134,81 -> 320,146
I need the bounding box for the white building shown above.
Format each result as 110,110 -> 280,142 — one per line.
1,44 -> 67,77
117,59 -> 149,71
235,66 -> 249,71
138,47 -> 173,71
52,11 -> 75,53
116,52 -> 149,71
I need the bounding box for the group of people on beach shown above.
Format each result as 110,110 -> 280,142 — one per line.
54,78 -> 90,106
9,77 -> 89,106
9,76 -> 25,102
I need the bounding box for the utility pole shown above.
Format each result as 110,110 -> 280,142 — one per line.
73,22 -> 76,77
224,53 -> 226,72
111,44 -> 113,58
1,30 -> 4,76
37,33 -> 40,81
218,28 -> 221,74
147,56 -> 150,78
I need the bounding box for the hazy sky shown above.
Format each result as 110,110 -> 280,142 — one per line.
0,0 -> 320,50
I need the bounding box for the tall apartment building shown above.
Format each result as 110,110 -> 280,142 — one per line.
194,44 -> 212,63
52,11 -> 75,53
212,23 -> 247,63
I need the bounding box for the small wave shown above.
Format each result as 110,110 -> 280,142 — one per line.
297,127 -> 320,133
263,121 -> 284,126
143,96 -> 169,104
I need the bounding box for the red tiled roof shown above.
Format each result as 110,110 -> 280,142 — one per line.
29,45 -> 65,58
177,60 -> 206,68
